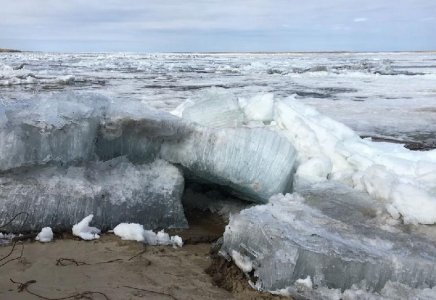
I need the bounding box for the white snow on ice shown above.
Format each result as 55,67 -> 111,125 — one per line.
72,215 -> 101,240
35,227 -> 54,243
113,223 -> 183,247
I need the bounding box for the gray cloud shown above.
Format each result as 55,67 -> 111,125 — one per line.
0,0 -> 435,51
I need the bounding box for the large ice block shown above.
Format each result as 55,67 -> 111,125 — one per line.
96,102 -> 179,163
221,181 -> 436,299
178,89 -> 244,128
161,127 -> 297,202
98,102 -> 298,203
0,158 -> 187,232
0,93 -> 108,172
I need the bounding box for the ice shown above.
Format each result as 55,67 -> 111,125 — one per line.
95,102 -> 175,163
0,92 -> 108,172
72,215 -> 101,240
114,223 -> 146,242
99,100 -> 297,202
273,96 -> 436,224
182,183 -> 253,219
114,223 -> 183,247
161,126 -> 297,202
242,93 -> 275,123
0,102 -> 7,128
35,227 -> 54,243
221,181 -> 436,299
177,89 -> 244,128
171,235 -> 183,247
0,158 -> 187,232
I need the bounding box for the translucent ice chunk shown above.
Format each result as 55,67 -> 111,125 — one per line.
99,102 -> 298,202
221,181 -> 436,299
0,92 -> 108,172
180,89 -> 244,128
0,157 -> 187,232
161,126 -> 297,202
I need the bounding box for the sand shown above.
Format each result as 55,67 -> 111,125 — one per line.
0,212 -> 289,300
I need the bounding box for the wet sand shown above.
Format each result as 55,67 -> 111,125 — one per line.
0,212 -> 289,300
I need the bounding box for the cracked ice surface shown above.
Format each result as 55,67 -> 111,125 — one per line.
221,182 -> 436,299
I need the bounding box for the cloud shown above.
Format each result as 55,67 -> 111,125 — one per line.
0,0 -> 435,52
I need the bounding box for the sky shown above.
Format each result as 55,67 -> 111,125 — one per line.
0,0 -> 435,52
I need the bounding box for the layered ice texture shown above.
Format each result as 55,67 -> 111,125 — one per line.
99,97 -> 297,202
0,93 -> 108,172
170,89 -> 436,298
0,91 -> 297,232
1,51 -> 436,299
221,183 -> 436,299
0,157 -> 187,232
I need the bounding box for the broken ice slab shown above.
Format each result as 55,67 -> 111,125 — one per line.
0,158 -> 187,232
99,102 -> 298,203
95,103 -> 179,163
161,126 -> 297,203
221,181 -> 436,298
176,89 -> 244,128
0,93 -> 108,172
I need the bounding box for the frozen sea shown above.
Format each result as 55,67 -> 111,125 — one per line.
1,52 -> 435,147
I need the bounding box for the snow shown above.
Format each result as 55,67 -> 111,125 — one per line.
172,87 -> 436,224
35,227 -> 54,243
171,235 -> 183,248
231,250 -> 253,273
295,276 -> 313,290
113,223 -> 183,247
113,223 -> 145,242
72,215 -> 101,240
243,93 -> 275,122
273,95 -> 436,224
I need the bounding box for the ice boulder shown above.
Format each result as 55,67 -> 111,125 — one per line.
0,158 -> 187,232
99,102 -> 298,203
243,93 -> 275,123
0,93 -> 108,172
221,181 -> 436,299
161,126 -> 297,202
96,102 -> 177,163
175,89 -> 244,128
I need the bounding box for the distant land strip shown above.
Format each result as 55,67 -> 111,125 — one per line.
0,48 -> 21,53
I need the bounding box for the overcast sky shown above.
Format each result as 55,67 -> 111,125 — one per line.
0,0 -> 435,52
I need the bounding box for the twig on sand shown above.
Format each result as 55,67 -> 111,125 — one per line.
128,249 -> 146,261
0,241 -> 24,268
56,258 -> 89,266
56,257 -> 123,267
10,278 -> 111,300
124,285 -> 179,300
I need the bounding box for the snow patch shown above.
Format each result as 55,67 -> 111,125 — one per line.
113,223 -> 183,248
36,227 -> 53,243
72,215 -> 101,240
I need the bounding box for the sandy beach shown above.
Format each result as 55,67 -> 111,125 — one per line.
0,212 -> 288,300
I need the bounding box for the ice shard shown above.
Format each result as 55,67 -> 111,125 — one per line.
221,181 -> 436,299
0,158 -> 187,232
0,93 -> 108,172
